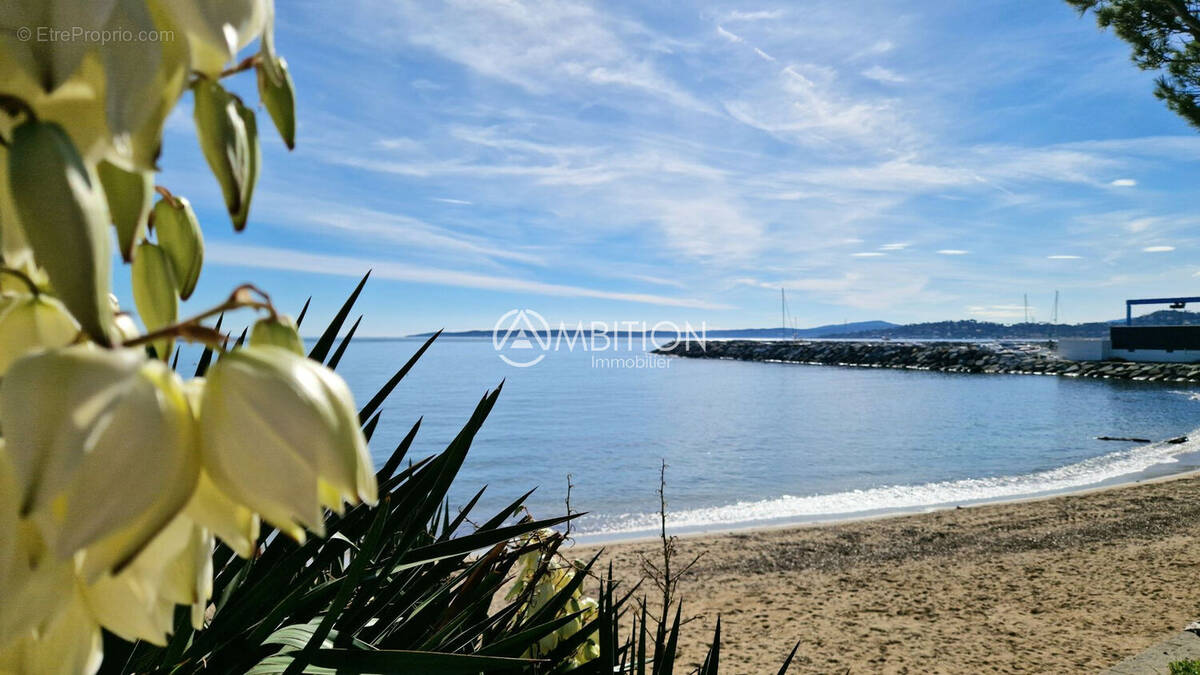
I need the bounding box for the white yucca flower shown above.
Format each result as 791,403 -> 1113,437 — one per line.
199,345 -> 376,542
0,347 -> 199,581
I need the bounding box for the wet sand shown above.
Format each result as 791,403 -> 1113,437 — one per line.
572,473 -> 1200,672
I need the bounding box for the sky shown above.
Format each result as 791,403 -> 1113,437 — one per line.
137,0 -> 1200,335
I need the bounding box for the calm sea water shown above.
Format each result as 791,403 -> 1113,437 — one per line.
311,338 -> 1200,540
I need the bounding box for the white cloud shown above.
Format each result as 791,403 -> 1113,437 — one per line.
723,64 -> 907,148
851,252 -> 886,257
255,194 -> 539,266
857,40 -> 894,57
1110,178 -> 1136,187
725,9 -> 785,21
937,249 -> 969,255
717,25 -> 743,43
432,197 -> 472,205
1047,255 -> 1083,260
879,242 -> 909,250
1143,245 -> 1175,252
753,47 -> 775,62
207,243 -> 734,310
378,137 -> 421,151
380,0 -> 711,112
862,65 -> 906,84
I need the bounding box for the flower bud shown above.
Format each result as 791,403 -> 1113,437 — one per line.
257,56 -> 296,150
0,347 -> 199,580
152,196 -> 204,300
0,295 -> 80,376
131,242 -> 179,360
6,121 -> 114,345
191,79 -> 253,230
199,346 -> 376,541
96,160 -> 152,262
250,314 -> 303,355
232,99 -> 260,229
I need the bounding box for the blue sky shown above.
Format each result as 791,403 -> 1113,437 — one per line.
135,0 -> 1200,335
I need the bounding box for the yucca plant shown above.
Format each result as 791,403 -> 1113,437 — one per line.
97,274 -> 796,674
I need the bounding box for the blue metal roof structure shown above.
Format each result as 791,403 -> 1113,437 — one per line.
1125,297 -> 1200,325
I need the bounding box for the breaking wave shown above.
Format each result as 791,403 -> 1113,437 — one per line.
580,430 -> 1200,537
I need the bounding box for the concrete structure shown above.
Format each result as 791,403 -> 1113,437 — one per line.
1058,338 -> 1110,361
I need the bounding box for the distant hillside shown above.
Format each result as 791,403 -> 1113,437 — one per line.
707,320 -> 898,339
410,320 -> 898,339
835,310 -> 1200,340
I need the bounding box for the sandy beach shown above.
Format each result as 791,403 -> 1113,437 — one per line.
572,473 -> 1200,673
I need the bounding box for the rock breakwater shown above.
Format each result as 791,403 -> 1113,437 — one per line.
654,340 -> 1200,383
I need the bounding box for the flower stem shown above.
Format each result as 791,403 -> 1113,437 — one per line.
122,284 -> 279,349
0,267 -> 40,296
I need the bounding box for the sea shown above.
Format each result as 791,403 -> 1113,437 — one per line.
311,337 -> 1200,542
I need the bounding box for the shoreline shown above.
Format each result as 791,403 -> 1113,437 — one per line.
572,469 -> 1200,672
572,432 -> 1200,547
574,465 -> 1200,548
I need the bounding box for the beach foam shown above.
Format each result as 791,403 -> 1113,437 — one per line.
583,430 -> 1200,536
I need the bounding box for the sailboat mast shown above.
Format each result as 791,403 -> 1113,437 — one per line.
781,288 -> 786,340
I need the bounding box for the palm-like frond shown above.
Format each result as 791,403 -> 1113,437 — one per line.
99,274 -> 794,673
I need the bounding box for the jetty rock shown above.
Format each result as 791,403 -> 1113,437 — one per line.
652,340 -> 1200,384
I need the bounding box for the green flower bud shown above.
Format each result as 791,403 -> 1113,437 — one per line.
0,347 -> 200,580
250,314 -> 303,355
192,79 -> 254,230
6,121 -> 114,345
96,160 -> 152,262
131,242 -> 179,360
0,295 -> 80,376
232,99 -> 260,229
152,196 -> 204,300
199,346 -> 376,541
258,56 -> 296,150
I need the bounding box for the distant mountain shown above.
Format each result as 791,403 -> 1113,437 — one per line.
707,321 -> 898,339
409,320 -> 898,339
835,310 -> 1200,340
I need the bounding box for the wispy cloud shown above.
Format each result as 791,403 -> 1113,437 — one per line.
724,9 -> 786,22
1143,245 -> 1175,252
251,0 -> 1200,329
717,25 -> 743,43
207,243 -> 734,310
372,0 -> 713,113
862,65 -> 906,84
